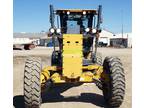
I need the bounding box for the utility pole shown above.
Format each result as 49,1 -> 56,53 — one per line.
121,10 -> 124,47
121,10 -> 124,39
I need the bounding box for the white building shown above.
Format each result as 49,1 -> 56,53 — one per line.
112,33 -> 132,48
99,29 -> 114,46
99,29 -> 132,48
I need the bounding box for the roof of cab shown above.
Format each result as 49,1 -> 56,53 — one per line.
56,9 -> 97,14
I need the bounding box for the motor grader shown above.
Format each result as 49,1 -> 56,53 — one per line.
24,5 -> 125,108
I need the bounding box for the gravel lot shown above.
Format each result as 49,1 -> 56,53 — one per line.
13,47 -> 132,108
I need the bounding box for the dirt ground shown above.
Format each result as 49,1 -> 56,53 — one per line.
13,47 -> 132,108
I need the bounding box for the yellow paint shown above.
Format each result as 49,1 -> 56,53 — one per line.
40,67 -> 50,84
93,66 -> 103,80
63,34 -> 83,78
40,63 -> 105,83
82,65 -> 101,70
39,44 -> 105,83
42,66 -> 57,71
80,72 -> 93,82
51,73 -> 63,83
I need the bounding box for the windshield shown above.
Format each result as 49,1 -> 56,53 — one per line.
59,14 -> 93,34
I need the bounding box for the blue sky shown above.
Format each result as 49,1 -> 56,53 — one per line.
13,0 -> 132,33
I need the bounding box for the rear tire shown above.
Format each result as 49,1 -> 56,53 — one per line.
96,52 -> 102,65
102,56 -> 125,107
24,57 -> 42,108
91,52 -> 102,65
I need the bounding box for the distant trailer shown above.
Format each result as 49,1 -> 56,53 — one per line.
13,38 -> 36,50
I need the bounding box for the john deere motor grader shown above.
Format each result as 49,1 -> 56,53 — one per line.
24,5 -> 125,108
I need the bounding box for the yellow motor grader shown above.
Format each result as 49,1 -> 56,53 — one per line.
24,5 -> 125,108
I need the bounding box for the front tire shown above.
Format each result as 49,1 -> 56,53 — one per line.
24,57 -> 42,108
102,57 -> 125,107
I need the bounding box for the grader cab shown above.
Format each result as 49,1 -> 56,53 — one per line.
24,5 -> 125,108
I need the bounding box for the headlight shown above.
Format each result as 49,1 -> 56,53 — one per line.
56,28 -> 61,33
85,28 -> 90,32
50,28 -> 55,33
67,11 -> 70,15
83,11 -> 86,15
92,29 -> 96,33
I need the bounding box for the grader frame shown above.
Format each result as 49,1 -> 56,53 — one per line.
24,4 -> 125,108
40,5 -> 104,84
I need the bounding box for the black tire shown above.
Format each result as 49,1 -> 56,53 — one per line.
102,56 -> 125,108
24,57 -> 42,108
91,52 -> 102,65
96,52 -> 102,65
24,45 -> 30,50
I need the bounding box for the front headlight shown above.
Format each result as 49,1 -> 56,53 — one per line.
92,29 -> 97,33
83,11 -> 86,15
50,28 -> 55,33
85,28 -> 90,32
56,28 -> 61,33
67,11 -> 70,15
